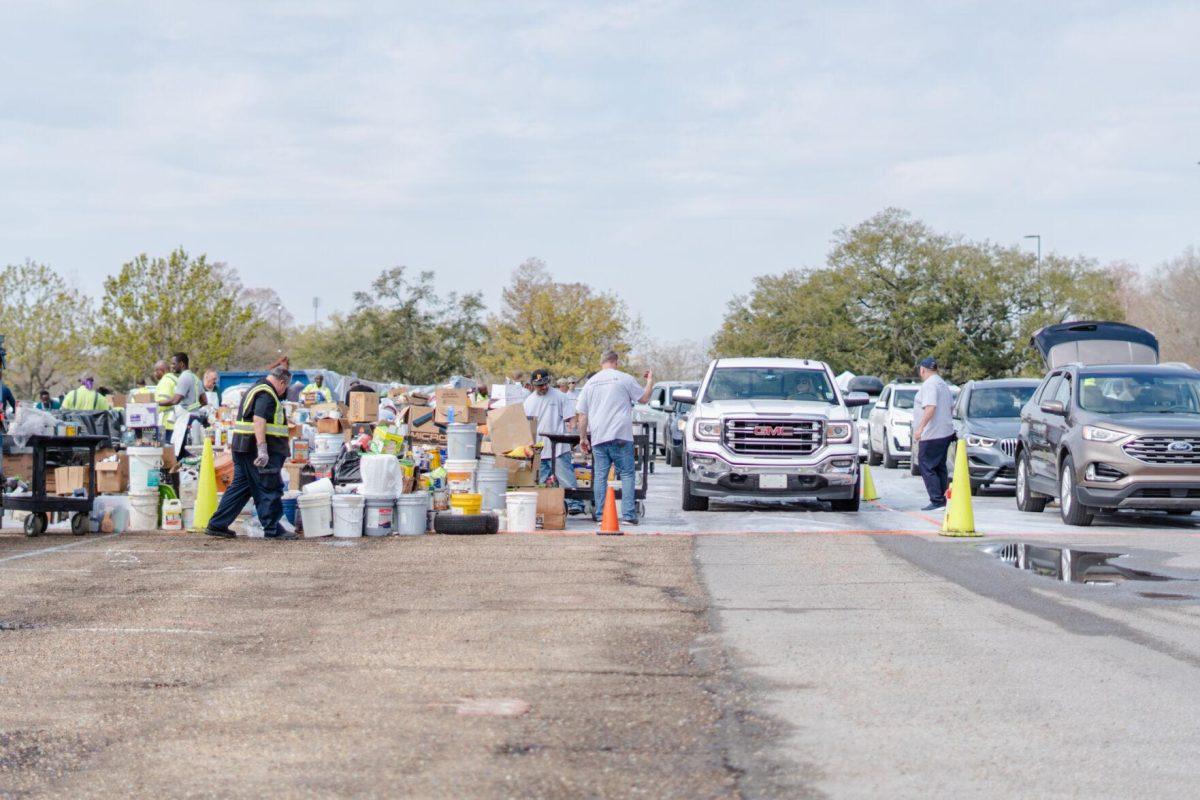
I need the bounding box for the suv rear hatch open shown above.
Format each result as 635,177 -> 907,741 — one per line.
1031,321 -> 1159,369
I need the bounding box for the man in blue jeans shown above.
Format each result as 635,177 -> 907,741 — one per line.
575,351 -> 654,525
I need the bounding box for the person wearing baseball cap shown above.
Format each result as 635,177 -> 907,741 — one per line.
913,356 -> 954,510
523,368 -> 585,514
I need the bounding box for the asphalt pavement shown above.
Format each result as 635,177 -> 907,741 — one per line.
4,462 -> 1200,798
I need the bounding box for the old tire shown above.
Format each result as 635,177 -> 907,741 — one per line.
1059,456 -> 1094,527
1015,453 -> 1047,513
681,469 -> 709,512
434,513 -> 499,535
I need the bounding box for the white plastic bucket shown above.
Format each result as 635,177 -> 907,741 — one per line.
161,499 -> 183,532
364,495 -> 396,536
476,467 -> 509,512
182,505 -> 195,531
297,493 -> 332,537
310,434 -> 343,465
395,493 -> 429,536
445,459 -> 477,494
128,446 -> 163,492
128,490 -> 160,531
505,491 -> 538,532
446,423 -> 478,462
331,493 -> 365,538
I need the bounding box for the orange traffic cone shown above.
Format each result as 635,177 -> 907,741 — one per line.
598,485 -> 623,536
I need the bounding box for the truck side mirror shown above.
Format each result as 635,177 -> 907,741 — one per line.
844,391 -> 870,407
672,389 -> 696,405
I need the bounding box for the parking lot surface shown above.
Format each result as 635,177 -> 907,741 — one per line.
5,463 -> 1200,797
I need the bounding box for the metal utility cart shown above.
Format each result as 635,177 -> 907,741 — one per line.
544,431 -> 652,519
0,434 -> 107,536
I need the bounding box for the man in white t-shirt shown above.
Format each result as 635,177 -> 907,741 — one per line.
523,368 -> 584,514
912,356 -> 955,510
575,351 -> 653,524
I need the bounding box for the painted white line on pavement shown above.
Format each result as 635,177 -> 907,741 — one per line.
0,533 -> 120,565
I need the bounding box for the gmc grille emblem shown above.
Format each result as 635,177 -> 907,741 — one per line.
753,425 -> 792,437
1168,441 -> 1194,452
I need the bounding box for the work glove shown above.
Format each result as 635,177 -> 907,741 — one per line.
254,442 -> 269,468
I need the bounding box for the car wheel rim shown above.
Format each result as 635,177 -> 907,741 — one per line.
1062,468 -> 1072,514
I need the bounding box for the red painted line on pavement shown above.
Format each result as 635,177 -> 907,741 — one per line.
868,500 -> 944,529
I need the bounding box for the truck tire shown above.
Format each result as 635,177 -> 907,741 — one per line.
867,436 -> 882,467
433,513 -> 499,535
882,430 -> 899,469
681,470 -> 709,512
1059,456 -> 1094,527
1015,452 -> 1047,513
829,480 -> 861,512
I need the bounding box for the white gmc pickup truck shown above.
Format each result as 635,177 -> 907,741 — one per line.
673,357 -> 871,511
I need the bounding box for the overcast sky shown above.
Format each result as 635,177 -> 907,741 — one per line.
2,1 -> 1197,341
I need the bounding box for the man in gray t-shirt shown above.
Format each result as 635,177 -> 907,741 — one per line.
575,351 -> 653,524
164,352 -> 202,440
912,357 -> 955,510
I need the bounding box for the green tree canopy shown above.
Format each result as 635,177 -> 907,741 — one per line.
0,260 -> 93,397
94,249 -> 257,388
473,259 -> 637,381
293,267 -> 485,384
712,209 -> 1125,382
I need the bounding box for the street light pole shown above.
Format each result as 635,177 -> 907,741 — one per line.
1024,234 -> 1041,279
274,303 -> 284,353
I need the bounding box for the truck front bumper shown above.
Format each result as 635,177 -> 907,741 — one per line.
685,449 -> 859,501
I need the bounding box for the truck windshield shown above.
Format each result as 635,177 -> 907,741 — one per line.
703,368 -> 836,403
1079,373 -> 1200,414
968,386 -> 1037,419
892,389 -> 917,409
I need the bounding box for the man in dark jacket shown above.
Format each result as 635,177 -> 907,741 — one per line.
205,367 -> 296,540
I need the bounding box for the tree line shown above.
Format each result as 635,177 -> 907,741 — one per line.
1,211 -> 1193,397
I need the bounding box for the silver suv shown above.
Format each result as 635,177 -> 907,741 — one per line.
673,358 -> 870,511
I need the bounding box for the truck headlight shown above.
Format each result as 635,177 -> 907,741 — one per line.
693,418 -> 721,441
966,435 -> 997,448
1082,425 -> 1128,443
826,421 -> 852,443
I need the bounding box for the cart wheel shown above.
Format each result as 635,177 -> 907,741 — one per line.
635,500 -> 645,519
71,512 -> 90,535
24,513 -> 47,537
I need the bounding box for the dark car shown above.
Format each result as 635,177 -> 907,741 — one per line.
664,382 -> 699,467
950,378 -> 1040,492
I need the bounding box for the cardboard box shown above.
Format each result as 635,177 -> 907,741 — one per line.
408,392 -> 431,407
310,402 -> 340,417
348,392 -> 379,422
54,466 -> 89,496
468,402 -> 489,425
95,455 -> 129,494
131,391 -> 156,404
161,446 -> 177,473
110,393 -> 127,409
487,405 -> 535,455
1,452 -> 34,483
125,402 -> 159,428
535,487 -> 566,530
435,388 -> 471,425
316,417 -> 343,434
495,451 -> 540,487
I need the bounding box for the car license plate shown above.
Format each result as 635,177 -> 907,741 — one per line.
760,474 -> 787,489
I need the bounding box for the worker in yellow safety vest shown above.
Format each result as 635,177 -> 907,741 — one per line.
302,373 -> 333,404
204,367 -> 295,540
61,375 -> 111,411
154,359 -> 178,435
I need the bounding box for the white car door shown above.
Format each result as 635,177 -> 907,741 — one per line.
870,386 -> 891,450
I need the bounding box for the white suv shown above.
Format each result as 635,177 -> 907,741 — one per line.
673,358 -> 870,511
867,382 -> 921,468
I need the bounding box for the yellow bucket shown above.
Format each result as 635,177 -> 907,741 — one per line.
449,493 -> 482,515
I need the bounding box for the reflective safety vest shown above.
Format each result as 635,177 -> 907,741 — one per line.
156,373 -> 179,430
231,382 -> 289,447
61,386 -> 109,411
302,383 -> 333,403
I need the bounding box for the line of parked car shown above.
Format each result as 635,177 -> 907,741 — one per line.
636,321 -> 1200,528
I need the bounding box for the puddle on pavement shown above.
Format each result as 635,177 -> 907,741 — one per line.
986,542 -> 1197,589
